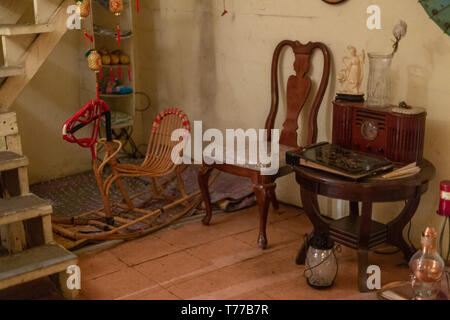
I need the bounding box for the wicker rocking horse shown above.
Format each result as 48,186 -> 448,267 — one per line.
54,99 -> 209,241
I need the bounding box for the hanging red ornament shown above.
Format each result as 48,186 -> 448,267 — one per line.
109,0 -> 123,15
110,67 -> 114,82
221,0 -> 228,16
128,65 -> 131,82
136,0 -> 140,13
99,68 -> 103,80
109,0 -> 123,46
78,0 -> 92,48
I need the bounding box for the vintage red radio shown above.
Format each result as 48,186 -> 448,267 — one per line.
332,100 -> 426,165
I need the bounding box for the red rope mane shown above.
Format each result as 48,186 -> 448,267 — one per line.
62,99 -> 110,159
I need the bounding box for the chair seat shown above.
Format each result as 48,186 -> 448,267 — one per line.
114,159 -> 175,177
203,142 -> 294,175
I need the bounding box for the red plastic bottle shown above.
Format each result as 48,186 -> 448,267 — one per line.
439,181 -> 450,217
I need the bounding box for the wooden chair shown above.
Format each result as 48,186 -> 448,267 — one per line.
198,40 -> 330,249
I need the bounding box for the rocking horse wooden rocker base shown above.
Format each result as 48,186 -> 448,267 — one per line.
52,100 -> 210,241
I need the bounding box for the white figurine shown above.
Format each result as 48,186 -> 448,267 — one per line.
337,45 -> 365,95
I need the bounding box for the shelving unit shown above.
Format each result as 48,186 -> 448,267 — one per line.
79,0 -> 136,130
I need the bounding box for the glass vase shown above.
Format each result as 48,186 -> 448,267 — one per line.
366,52 -> 393,108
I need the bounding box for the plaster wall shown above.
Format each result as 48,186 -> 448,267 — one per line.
8,0 -> 450,251
134,0 -> 450,249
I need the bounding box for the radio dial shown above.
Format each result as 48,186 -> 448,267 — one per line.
361,120 -> 378,141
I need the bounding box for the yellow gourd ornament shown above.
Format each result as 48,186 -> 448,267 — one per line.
86,50 -> 102,99
76,0 -> 90,19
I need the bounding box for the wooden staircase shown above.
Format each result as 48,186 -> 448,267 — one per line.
0,112 -> 78,299
0,0 -> 71,110
0,1 -> 80,298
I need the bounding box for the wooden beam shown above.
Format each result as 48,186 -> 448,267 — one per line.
0,112 -> 18,136
0,0 -> 70,110
0,66 -> 24,78
0,23 -> 54,36
34,0 -> 64,24
0,0 -> 34,25
2,35 -> 36,66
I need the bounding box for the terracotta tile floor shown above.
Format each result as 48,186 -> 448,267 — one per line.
1,204 -> 416,300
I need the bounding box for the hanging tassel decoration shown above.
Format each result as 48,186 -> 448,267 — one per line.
83,29 -> 94,48
96,80 -> 100,100
84,31 -> 88,48
109,0 -> 123,46
117,25 -> 121,46
221,0 -> 228,16
128,65 -> 131,82
99,68 -> 103,81
83,29 -> 93,42
136,0 -> 140,13
110,67 -> 114,82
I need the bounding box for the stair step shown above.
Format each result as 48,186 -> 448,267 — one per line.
0,23 -> 54,36
0,244 -> 77,290
0,194 -> 52,226
0,151 -> 28,172
0,66 -> 24,78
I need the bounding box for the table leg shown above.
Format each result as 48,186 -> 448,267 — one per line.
358,201 -> 373,292
300,188 -> 330,233
198,165 -> 214,225
357,249 -> 369,292
296,188 -> 330,265
350,201 -> 359,216
387,195 -> 421,260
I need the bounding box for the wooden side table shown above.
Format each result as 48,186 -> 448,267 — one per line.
293,160 -> 436,292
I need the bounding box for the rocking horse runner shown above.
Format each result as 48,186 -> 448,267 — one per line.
54,99 -> 216,241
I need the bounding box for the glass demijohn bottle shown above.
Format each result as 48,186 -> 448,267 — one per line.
409,227 -> 445,300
